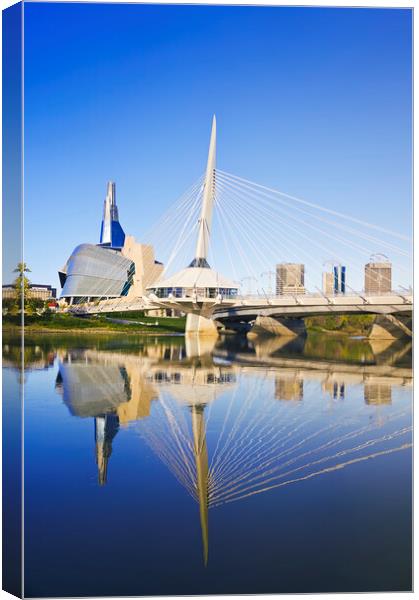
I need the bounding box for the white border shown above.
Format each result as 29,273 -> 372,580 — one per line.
0,2 -> 414,600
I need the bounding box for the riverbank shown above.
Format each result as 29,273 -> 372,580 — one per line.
3,312 -> 377,336
305,314 -> 375,335
3,312 -> 187,335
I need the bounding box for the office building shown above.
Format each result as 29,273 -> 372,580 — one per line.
276,263 -> 305,295
333,265 -> 346,293
2,283 -> 56,301
322,265 -> 346,295
364,260 -> 392,294
322,272 -> 334,295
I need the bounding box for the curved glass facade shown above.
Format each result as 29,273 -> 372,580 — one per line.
60,243 -> 134,300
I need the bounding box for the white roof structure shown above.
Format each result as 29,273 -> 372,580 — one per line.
148,266 -> 237,290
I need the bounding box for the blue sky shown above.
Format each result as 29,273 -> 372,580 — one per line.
23,3 -> 412,290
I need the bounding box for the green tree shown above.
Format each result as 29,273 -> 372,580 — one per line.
13,262 -> 32,313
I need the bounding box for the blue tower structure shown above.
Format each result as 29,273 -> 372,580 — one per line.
99,182 -> 126,249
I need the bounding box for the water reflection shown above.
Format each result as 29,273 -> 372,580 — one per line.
42,334 -> 412,566
94,414 -> 119,486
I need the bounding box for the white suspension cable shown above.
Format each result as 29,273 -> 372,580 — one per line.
216,171 -> 410,257
217,169 -> 411,242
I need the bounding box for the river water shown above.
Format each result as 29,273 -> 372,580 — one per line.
3,332 -> 412,596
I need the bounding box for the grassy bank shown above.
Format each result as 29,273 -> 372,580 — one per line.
305,314 -> 375,335
3,311 -> 376,336
3,312 -> 186,334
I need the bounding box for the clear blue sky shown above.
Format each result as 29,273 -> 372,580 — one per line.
24,3 -> 412,289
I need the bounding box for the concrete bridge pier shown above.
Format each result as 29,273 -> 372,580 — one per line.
369,338 -> 412,366
369,314 -> 412,340
249,315 -> 307,338
185,313 -> 218,336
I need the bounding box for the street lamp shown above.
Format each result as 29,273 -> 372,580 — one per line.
261,271 -> 275,296
240,276 -> 258,296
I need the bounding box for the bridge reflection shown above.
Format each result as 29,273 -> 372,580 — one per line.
52,334 -> 412,565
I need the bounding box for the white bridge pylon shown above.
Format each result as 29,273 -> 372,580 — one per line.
194,114 -> 216,266
146,115 -> 240,335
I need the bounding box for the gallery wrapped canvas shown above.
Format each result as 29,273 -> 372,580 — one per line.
2,1 -> 413,597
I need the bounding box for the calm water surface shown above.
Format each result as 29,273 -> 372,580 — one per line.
4,332 -> 412,596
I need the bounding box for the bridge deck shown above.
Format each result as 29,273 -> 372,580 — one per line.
69,292 -> 412,319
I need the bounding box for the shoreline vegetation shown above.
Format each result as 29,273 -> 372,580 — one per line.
2,312 -> 187,335
304,314 -> 375,336
2,311 -> 376,336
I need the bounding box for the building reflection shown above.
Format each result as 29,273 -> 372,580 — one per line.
364,382 -> 392,405
3,341 -> 56,383
322,380 -> 345,400
55,349 -> 160,484
54,336 -> 411,565
55,341 -> 235,563
275,376 -> 304,401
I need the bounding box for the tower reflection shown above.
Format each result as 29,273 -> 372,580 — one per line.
95,414 -> 119,486
55,336 -> 412,565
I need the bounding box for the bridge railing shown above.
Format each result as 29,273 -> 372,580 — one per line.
237,290 -> 411,302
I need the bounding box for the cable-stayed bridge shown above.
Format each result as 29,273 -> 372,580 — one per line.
69,116 -> 412,337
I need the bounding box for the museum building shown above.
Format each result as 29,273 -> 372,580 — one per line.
59,182 -> 163,304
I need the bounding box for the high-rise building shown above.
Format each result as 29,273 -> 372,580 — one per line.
322,265 -> 346,295
333,265 -> 346,294
364,260 -> 392,294
276,263 -> 305,295
322,272 -> 334,295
